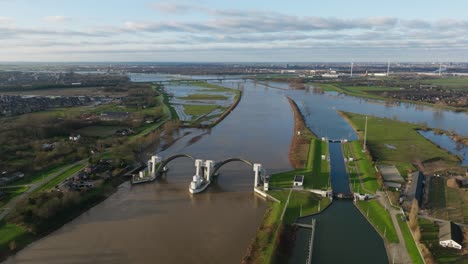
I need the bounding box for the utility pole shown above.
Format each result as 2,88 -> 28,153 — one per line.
363,116 -> 368,152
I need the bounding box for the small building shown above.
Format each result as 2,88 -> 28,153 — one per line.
115,128 -> 134,136
293,175 -> 304,188
42,143 -> 55,151
406,171 -> 424,207
0,171 -> 25,185
456,178 -> 468,188
69,134 -> 81,141
439,222 -> 463,250
378,164 -> 405,184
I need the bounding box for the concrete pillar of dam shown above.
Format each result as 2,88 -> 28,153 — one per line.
149,155 -> 162,176
195,159 -> 204,177
253,164 -> 262,187
204,160 -> 214,181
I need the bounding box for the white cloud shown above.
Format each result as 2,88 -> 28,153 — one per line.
0,16 -> 14,24
1,6 -> 468,61
42,16 -> 72,23
150,3 -> 199,14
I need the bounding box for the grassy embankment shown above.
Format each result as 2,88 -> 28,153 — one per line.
0,163 -> 80,208
309,83 -> 391,100
342,141 -> 379,193
35,163 -> 86,192
310,79 -> 468,112
0,173 -> 127,261
269,139 -> 330,190
341,111 -> 463,260
396,214 -> 425,264
418,218 -> 465,263
243,97 -> 331,263
340,111 -> 459,176
356,200 -> 399,243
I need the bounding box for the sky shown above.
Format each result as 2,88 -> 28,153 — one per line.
0,0 -> 467,62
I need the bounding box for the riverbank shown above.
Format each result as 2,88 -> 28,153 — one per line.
338,111 -> 460,175
242,97 -> 331,263
205,89 -> 242,128
311,82 -> 468,113
0,171 -> 127,262
286,97 -> 318,169
0,84 -> 184,261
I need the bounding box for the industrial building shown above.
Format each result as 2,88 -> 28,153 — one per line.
439,222 -> 463,250
406,171 -> 424,207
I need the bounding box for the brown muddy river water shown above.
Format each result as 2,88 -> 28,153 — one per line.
4,81 -> 294,264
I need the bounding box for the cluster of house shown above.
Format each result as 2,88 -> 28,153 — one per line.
379,165 -> 466,250
0,95 -> 91,117
61,160 -> 111,191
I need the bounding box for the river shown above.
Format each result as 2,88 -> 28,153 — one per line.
5,76 -> 468,263
4,81 -> 293,264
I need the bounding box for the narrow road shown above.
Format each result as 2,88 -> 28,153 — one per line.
376,191 -> 412,264
0,160 -> 86,220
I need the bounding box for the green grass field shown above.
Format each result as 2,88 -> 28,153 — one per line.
0,186 -> 29,208
308,83 -> 341,92
0,220 -> 35,260
0,221 -> 28,248
341,112 -> 459,167
357,200 -> 399,243
404,77 -> 468,90
177,94 -> 229,101
349,141 -> 379,193
429,177 -> 446,209
269,139 -> 330,190
36,163 -> 85,192
189,81 -> 236,92
76,125 -> 126,138
397,214 -> 424,264
245,200 -> 283,264
5,165 -> 66,187
428,177 -> 468,223
340,85 -> 399,100
269,190 -> 332,225
183,105 -> 219,116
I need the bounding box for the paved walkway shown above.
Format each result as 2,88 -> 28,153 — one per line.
0,160 -> 86,220
376,191 -> 412,264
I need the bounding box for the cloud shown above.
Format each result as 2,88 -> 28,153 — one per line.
2,5 -> 468,61
0,16 -> 13,24
150,3 -> 198,14
42,16 -> 72,23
